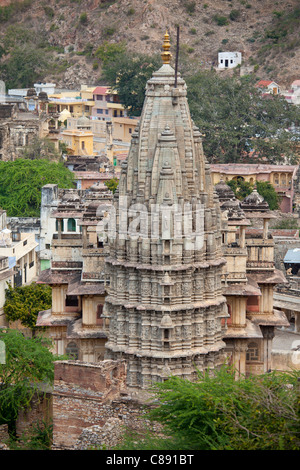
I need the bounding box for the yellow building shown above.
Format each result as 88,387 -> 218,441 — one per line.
112,117 -> 139,142
61,129 -> 94,156
48,89 -> 94,119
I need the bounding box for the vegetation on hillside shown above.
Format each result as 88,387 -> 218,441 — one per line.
101,51 -> 161,116
186,70 -> 300,164
0,159 -> 74,217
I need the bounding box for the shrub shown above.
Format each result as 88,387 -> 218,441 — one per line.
229,9 -> 240,21
213,14 -> 229,26
79,12 -> 88,25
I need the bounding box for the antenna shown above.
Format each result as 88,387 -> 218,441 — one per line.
174,26 -> 180,89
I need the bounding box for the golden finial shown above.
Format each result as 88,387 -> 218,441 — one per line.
161,29 -> 172,64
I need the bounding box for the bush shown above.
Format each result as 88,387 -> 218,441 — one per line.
213,14 -> 229,26
79,12 -> 88,25
229,9 -> 240,21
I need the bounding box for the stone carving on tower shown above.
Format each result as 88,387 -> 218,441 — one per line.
103,32 -> 228,388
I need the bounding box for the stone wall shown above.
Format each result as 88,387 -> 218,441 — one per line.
53,359 -> 160,449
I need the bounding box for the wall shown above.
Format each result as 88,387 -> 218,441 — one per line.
52,360 -> 160,449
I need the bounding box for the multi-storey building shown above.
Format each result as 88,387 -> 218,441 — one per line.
215,180 -> 289,376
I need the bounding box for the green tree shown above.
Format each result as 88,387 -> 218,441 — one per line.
186,70 -> 300,164
0,44 -> 50,89
94,41 -> 126,66
101,52 -> 161,116
104,177 -> 119,194
20,136 -> 61,161
116,366 -> 300,450
0,328 -> 55,436
0,159 -> 74,217
4,282 -> 52,332
227,179 -> 280,210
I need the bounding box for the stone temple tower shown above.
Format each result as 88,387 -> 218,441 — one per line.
104,32 -> 228,388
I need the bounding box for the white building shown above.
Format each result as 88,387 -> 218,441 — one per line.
218,52 -> 242,69
34,83 -> 56,95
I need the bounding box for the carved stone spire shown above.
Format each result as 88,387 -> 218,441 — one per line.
104,34 -> 228,389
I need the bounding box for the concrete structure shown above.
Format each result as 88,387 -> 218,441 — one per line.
104,32 -> 228,388
218,52 -> 242,69
210,164 -> 298,213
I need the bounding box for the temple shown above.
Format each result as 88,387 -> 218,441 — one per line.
103,32 -> 229,388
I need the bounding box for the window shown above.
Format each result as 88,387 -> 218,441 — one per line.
129,128 -> 132,134
246,342 -> 259,362
65,295 -> 78,307
96,95 -> 103,101
105,109 -> 109,115
67,218 -> 76,232
70,105 -> 73,113
66,342 -> 79,359
81,141 -> 85,150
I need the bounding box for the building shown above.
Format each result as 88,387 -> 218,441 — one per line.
210,163 -> 298,213
0,210 -> 38,326
36,183 -> 113,361
215,181 -> 289,376
255,80 -> 281,95
103,32 -> 228,388
92,87 -> 126,121
61,128 -> 94,156
218,52 -> 242,69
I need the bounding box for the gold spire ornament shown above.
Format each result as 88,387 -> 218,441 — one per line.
161,30 -> 172,64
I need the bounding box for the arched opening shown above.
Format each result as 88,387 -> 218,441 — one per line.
67,218 -> 76,232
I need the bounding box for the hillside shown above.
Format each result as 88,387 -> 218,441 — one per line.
0,0 -> 299,89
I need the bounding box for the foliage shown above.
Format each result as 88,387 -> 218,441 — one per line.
0,159 -> 74,217
8,420 -> 53,450
79,12 -> 88,25
0,329 -> 55,430
255,180 -> 280,210
20,136 -> 61,161
116,366 -> 300,450
227,179 -> 280,209
0,0 -> 33,23
104,177 -> 119,194
94,41 -> 126,66
272,218 -> 299,229
4,282 -> 52,332
229,9 -> 240,21
186,69 -> 300,164
101,52 -> 161,116
0,43 -> 50,89
213,14 -> 229,26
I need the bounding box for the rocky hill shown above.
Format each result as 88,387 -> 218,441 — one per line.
0,0 -> 299,89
